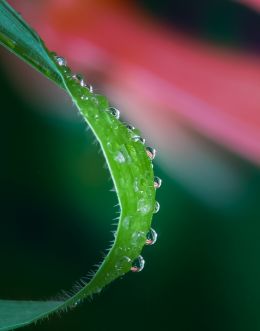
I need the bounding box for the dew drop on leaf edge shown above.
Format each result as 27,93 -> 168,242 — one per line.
132,135 -> 145,144
55,56 -> 67,66
131,255 -> 145,272
126,124 -> 135,131
154,201 -> 160,214
146,228 -> 158,245
154,176 -> 162,189
106,107 -> 120,119
146,146 -> 156,160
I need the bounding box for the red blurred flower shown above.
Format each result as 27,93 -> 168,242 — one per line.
6,0 -> 260,206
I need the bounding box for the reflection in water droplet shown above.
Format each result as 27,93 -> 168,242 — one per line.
146,228 -> 158,245
55,56 -> 67,66
154,176 -> 162,189
132,136 -> 145,144
146,147 -> 156,160
137,199 -> 151,215
106,107 -> 120,119
154,201 -> 160,214
131,255 -> 145,272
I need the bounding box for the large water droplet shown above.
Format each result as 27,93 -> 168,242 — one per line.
55,56 -> 67,66
154,176 -> 162,189
146,147 -> 156,160
106,107 -> 120,119
132,135 -> 145,144
146,228 -> 158,245
131,255 -> 145,272
154,201 -> 160,214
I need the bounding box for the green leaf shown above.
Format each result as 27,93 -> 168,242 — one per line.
0,0 -> 63,87
0,0 -> 158,329
0,301 -> 63,331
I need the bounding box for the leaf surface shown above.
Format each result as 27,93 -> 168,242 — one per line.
0,0 -> 157,329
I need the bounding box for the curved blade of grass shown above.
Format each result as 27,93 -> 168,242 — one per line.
0,0 -> 63,88
0,1 -> 157,330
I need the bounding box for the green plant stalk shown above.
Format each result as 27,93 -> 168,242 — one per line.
0,1 -> 158,330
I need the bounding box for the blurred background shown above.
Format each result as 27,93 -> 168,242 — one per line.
0,0 -> 260,330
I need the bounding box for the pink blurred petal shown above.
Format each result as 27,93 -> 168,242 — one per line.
9,0 -> 260,165
235,0 -> 260,11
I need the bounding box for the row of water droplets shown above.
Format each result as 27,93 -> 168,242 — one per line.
54,54 -> 162,274
125,121 -> 161,272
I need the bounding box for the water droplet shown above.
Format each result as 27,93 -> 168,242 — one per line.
133,179 -> 139,192
63,66 -> 71,77
146,146 -> 156,160
124,256 -> 132,263
55,56 -> 67,66
115,256 -> 131,271
137,199 -> 152,215
154,201 -> 160,214
126,124 -> 135,131
73,75 -> 93,92
96,287 -> 102,294
132,135 -> 145,144
90,96 -> 99,105
132,231 -> 146,246
81,95 -> 89,101
146,228 -> 158,245
114,151 -> 126,163
106,141 -> 113,153
122,216 -> 131,229
106,107 -> 120,119
72,300 -> 80,308
72,73 -> 85,86
154,176 -> 162,189
131,255 -> 145,272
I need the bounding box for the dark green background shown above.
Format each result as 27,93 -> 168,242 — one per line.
1,1 -> 260,330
